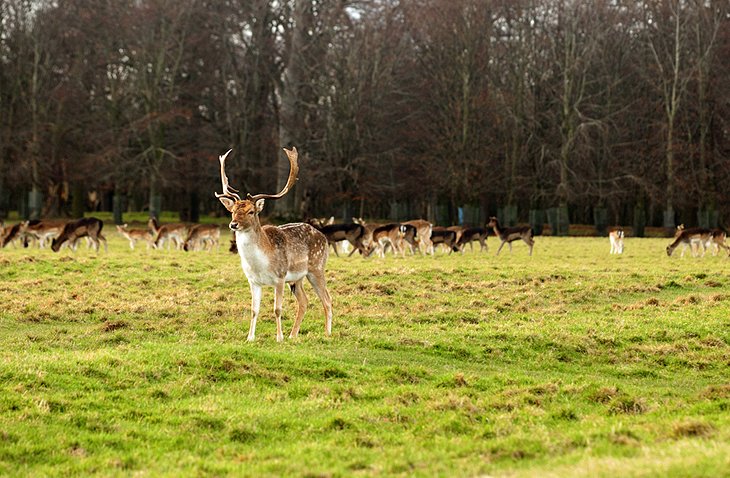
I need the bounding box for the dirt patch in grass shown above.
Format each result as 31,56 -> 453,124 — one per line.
672,420 -> 715,439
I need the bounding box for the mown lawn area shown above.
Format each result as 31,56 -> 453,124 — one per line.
1,232 -> 728,477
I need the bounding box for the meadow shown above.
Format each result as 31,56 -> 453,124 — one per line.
0,226 -> 729,477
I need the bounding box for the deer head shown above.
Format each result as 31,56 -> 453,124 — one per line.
216,147 -> 299,232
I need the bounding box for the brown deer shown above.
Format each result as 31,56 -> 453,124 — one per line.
308,220 -> 368,257
183,224 -> 221,252
369,223 -> 408,258
666,227 -> 713,257
430,227 -> 460,253
1,222 -> 25,248
51,217 -> 107,252
402,219 -> 433,255
456,226 -> 489,253
709,229 -> 730,256
215,148 -> 333,342
488,217 -> 534,256
19,220 -> 67,248
116,224 -> 157,250
149,218 -> 188,250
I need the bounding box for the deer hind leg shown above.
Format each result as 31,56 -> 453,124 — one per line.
247,284 -> 262,342
523,237 -> 534,256
307,271 -> 333,336
289,279 -> 308,339
273,281 -> 285,342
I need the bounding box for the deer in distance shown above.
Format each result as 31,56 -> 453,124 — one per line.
116,224 -> 157,250
609,228 -> 624,254
487,217 -> 534,256
215,147 -> 333,342
51,217 -> 107,252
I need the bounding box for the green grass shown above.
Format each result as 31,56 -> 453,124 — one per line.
1,233 -> 729,477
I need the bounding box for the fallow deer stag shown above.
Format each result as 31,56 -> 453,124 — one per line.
51,217 -> 107,252
215,147 -> 333,342
488,217 -> 534,256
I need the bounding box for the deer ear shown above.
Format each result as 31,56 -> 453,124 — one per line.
255,198 -> 266,212
218,196 -> 236,212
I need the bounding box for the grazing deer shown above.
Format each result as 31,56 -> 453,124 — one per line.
609,228 -> 624,254
666,227 -> 713,257
368,223 -> 407,258
709,229 -> 730,256
1,222 -> 24,248
183,224 -> 221,252
149,218 -> 188,250
308,221 -> 368,257
403,219 -> 434,255
51,217 -> 107,252
399,223 -> 419,255
19,220 -> 67,248
430,227 -> 460,254
116,224 -> 157,250
215,147 -> 333,342
456,227 -> 488,253
488,217 -> 534,256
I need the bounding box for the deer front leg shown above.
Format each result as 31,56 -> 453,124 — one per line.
274,280 -> 285,342
247,283 -> 262,342
496,240 -> 507,255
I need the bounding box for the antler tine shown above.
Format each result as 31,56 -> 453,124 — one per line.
249,147 -> 299,201
214,149 -> 242,201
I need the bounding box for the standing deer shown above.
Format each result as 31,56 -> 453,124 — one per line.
488,217 -> 534,256
116,224 -> 157,250
609,228 -> 624,254
215,148 -> 333,342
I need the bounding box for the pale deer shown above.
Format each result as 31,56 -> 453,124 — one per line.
116,224 -> 157,250
609,228 -> 624,254
149,218 -> 188,250
183,224 -> 221,252
402,219 -> 434,255
20,220 -> 67,248
215,148 -> 333,342
488,217 -> 534,256
666,227 -> 713,257
51,217 -> 107,252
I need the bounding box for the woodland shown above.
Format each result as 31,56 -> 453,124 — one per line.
1,0 -> 729,233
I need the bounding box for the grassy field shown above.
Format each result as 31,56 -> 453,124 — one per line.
0,229 -> 729,477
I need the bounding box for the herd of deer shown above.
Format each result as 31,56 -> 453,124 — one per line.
304,216 -> 534,258
0,217 -> 222,252
1,147 -> 728,342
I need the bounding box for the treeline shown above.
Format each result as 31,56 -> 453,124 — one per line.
1,0 -> 729,234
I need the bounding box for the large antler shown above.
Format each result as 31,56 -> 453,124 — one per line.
214,149 -> 241,202
249,147 -> 299,201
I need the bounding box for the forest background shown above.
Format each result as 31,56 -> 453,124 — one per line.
1,0 -> 728,235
